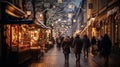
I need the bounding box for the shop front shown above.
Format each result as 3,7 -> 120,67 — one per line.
7,24 -> 31,65
95,6 -> 120,55
89,18 -> 99,38
96,18 -> 107,37
87,22 -> 92,39
2,23 -> 48,64
107,6 -> 120,54
0,1 -> 33,65
29,24 -> 48,60
115,8 -> 120,49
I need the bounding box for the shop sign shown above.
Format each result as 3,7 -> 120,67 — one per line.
107,7 -> 119,16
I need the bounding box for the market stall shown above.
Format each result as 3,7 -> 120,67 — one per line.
29,24 -> 48,60
3,24 -> 31,65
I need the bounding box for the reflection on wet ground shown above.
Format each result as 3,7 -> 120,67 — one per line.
26,45 -> 98,67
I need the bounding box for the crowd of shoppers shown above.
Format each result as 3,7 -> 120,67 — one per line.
56,33 -> 112,67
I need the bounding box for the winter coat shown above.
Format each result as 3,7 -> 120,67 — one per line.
62,40 -> 70,54
102,34 -> 112,56
91,36 -> 96,45
73,36 -> 83,53
83,37 -> 90,49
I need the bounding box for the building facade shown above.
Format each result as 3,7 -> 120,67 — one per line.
0,0 -> 50,65
81,0 -> 120,55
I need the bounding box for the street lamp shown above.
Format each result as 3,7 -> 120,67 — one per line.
91,17 -> 95,21
26,10 -> 32,19
58,0 -> 62,3
68,13 -> 72,18
26,10 -> 31,16
68,4 -> 73,9
58,18 -> 61,21
73,19 -> 76,23
63,20 -> 67,23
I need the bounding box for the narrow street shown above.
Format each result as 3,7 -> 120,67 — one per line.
27,45 -> 98,67
0,0 -> 120,67
18,44 -> 120,67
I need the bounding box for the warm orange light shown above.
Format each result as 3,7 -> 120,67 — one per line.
58,0 -> 62,3
63,20 -> 67,22
6,9 -> 20,18
26,11 -> 31,16
53,5 -> 56,8
52,23 -> 54,26
68,13 -> 72,18
68,4 -> 72,9
73,19 -> 76,23
4,1 -> 25,18
40,13 -> 43,17
58,19 -> 61,21
91,17 -> 95,21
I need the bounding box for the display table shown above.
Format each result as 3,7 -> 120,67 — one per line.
30,46 -> 41,60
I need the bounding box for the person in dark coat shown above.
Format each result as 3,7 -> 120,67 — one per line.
91,36 -> 96,46
102,34 -> 112,67
73,34 -> 83,63
97,35 -> 103,55
83,34 -> 90,58
70,36 -> 74,48
91,36 -> 97,55
62,36 -> 70,63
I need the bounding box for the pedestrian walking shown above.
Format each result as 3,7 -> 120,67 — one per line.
69,36 -> 74,48
61,36 -> 71,63
83,34 -> 90,58
56,37 -> 61,49
73,34 -> 83,63
91,36 -> 97,56
102,34 -> 112,67
97,35 -> 103,55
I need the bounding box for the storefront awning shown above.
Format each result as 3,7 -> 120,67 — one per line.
1,1 -> 25,18
35,18 -> 49,29
0,1 -> 33,24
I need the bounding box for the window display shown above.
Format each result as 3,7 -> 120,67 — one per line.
5,25 -> 10,49
7,24 -> 31,51
4,24 -> 31,64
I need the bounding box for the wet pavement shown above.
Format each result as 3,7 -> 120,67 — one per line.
26,45 -> 97,67
21,45 -> 120,67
